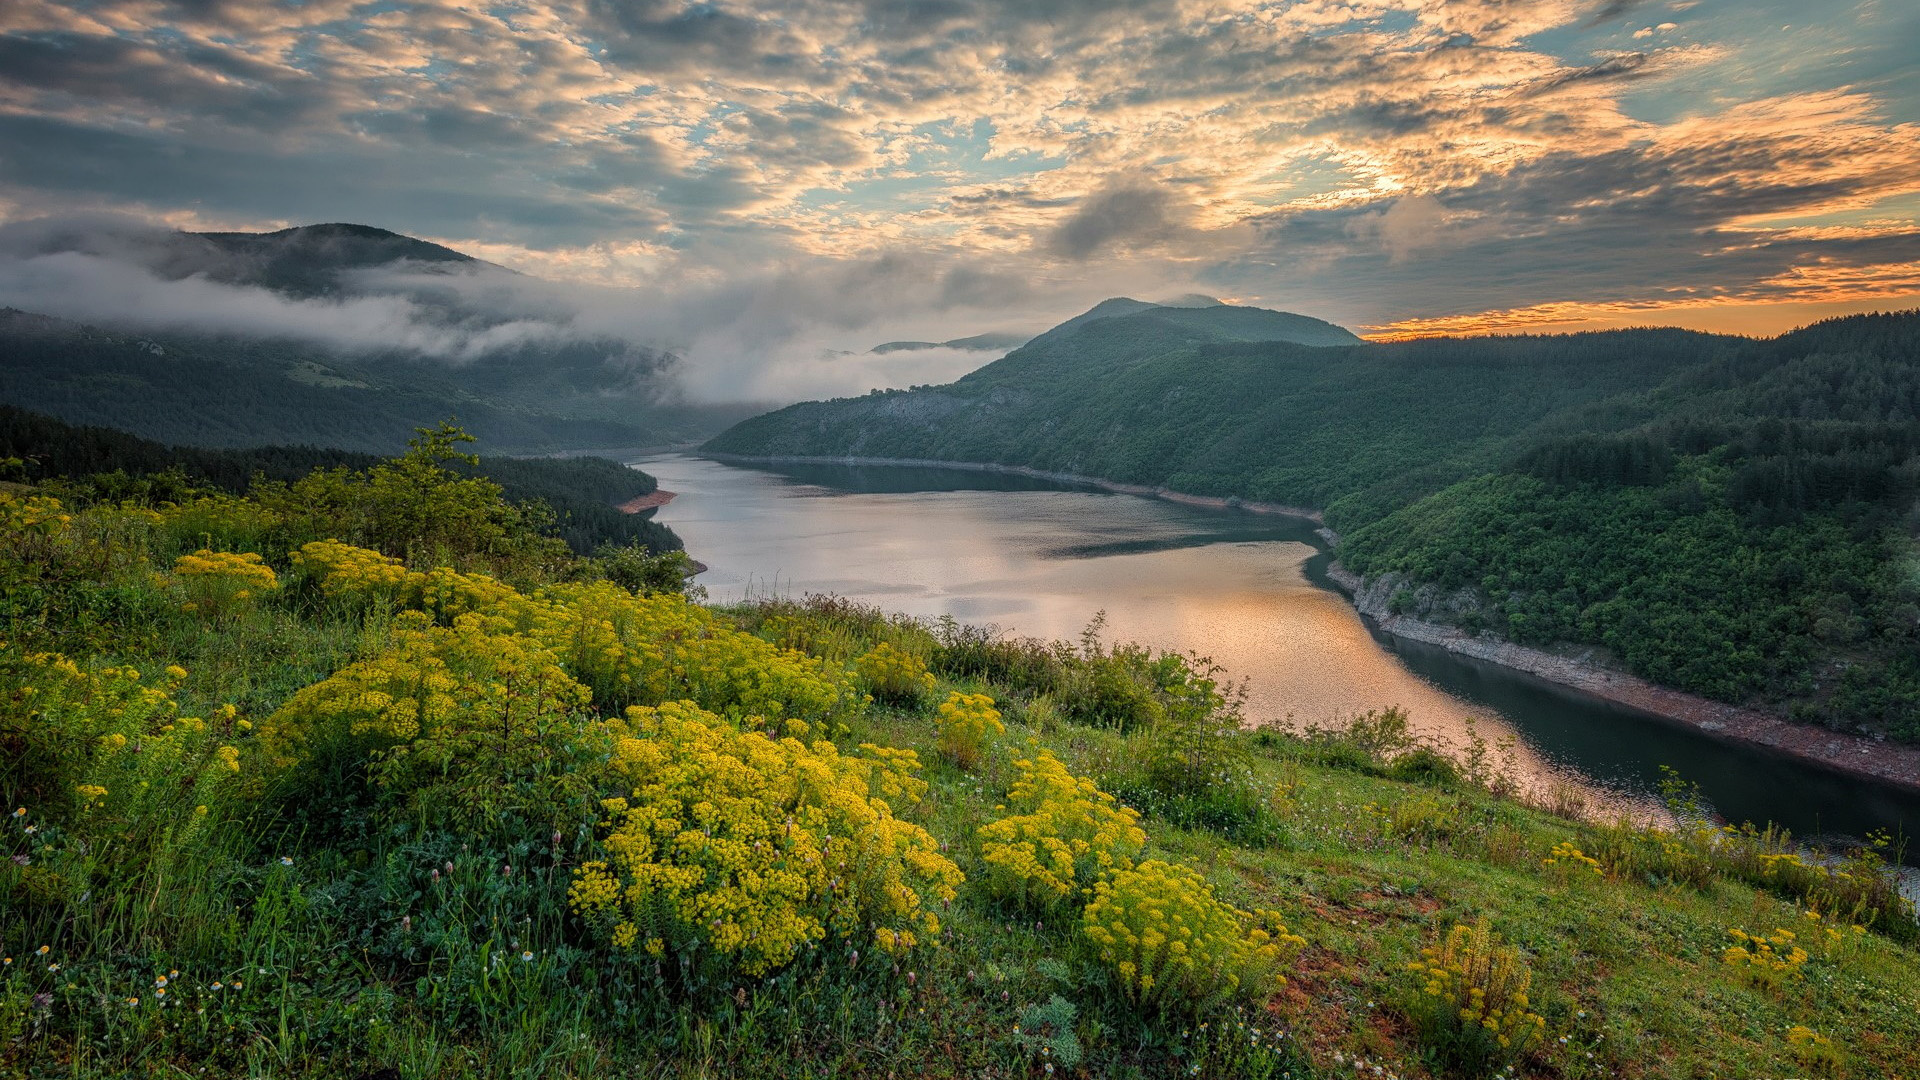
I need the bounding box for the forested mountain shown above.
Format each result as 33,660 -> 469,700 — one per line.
0,405 -> 679,553
707,303 -> 1920,739
0,307 -> 757,454
0,223 -> 768,452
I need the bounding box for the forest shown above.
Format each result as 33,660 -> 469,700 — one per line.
1,432 -> 1915,1078
0,407 -> 680,556
707,307 -> 1920,739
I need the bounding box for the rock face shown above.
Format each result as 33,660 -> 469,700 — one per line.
1325,563 -> 1920,791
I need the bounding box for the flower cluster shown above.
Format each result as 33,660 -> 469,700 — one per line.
1786,1025 -> 1844,1073
291,539 -> 413,607
977,750 -> 1145,915
1723,927 -> 1809,992
570,700 -> 962,976
1406,918 -> 1546,1067
935,690 -> 1004,769
1542,840 -> 1603,880
1080,860 -> 1303,1015
518,582 -> 860,724
169,549 -> 279,619
852,642 -> 936,706
260,611 -> 595,826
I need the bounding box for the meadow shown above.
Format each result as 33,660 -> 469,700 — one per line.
2,430 -> 1916,1079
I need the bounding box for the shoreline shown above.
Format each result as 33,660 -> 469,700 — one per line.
1323,562 -> 1920,792
697,450 -> 1920,793
698,452 -> 1324,521
617,489 -> 677,514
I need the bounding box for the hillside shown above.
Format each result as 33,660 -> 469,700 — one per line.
706,305 -> 1920,740
0,405 -> 680,554
0,223 -> 767,453
2,447 -> 1914,1079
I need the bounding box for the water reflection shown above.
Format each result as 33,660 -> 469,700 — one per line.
638,454 -> 1920,857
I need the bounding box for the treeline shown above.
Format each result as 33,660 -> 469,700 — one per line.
0,406 -> 678,554
708,304 -> 1920,739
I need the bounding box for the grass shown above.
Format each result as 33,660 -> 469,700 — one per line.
4,487 -> 1918,1079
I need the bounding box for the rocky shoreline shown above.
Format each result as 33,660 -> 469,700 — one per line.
617,489 -> 677,514
1325,563 -> 1920,791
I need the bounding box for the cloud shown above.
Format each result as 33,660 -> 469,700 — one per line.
0,0 -> 1914,352
1047,182 -> 1197,260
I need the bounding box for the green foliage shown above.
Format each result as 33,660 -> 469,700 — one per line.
1081,860 -> 1305,1016
1404,917 -> 1547,1072
711,308 -> 1920,739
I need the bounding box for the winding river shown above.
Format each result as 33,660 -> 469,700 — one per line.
635,454 -> 1920,863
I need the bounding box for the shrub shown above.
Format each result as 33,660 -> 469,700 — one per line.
168,549 -> 279,621
260,611 -> 597,828
0,653 -> 243,899
520,582 -> 861,724
153,494 -> 283,556
1405,918 -> 1546,1070
290,539 -> 412,611
1722,926 -> 1809,993
569,700 -> 963,978
1541,840 -> 1603,882
935,690 -> 1004,769
853,641 -> 935,706
1366,796 -> 1462,844
595,543 -> 701,598
977,750 -> 1145,916
1786,1025 -> 1844,1075
1586,822 -> 1715,890
1080,860 -> 1303,1015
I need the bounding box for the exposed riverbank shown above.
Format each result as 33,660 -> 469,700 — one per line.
1324,562 -> 1920,792
698,451 -> 1920,793
617,489 -> 677,513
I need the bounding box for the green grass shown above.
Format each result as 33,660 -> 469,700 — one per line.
4,475 -> 1917,1079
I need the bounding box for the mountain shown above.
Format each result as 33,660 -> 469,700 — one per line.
1025,296 -> 1363,349
706,303 -> 1920,741
0,223 -> 768,454
871,331 -> 1033,354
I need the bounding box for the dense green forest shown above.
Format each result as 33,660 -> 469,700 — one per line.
3,437 -> 1914,1078
707,304 -> 1920,740
0,406 -> 679,555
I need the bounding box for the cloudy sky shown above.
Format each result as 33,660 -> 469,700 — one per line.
1,0 -> 1917,366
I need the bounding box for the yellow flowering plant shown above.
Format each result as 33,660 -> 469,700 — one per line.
0,651 -> 243,894
260,611 -> 598,828
1080,860 -> 1303,1016
569,700 -> 963,978
935,690 -> 1003,769
168,549 -> 279,621
1723,926 -> 1810,993
1542,840 -> 1604,882
290,539 -> 414,610
852,641 -> 936,706
1404,917 -> 1547,1070
515,582 -> 861,724
977,750 -> 1145,916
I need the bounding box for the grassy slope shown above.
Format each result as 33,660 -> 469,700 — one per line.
6,597 -> 1915,1079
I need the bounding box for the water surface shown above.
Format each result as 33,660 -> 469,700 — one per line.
638,454 -> 1920,858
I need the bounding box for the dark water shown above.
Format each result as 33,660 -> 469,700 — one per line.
638,454 -> 1920,864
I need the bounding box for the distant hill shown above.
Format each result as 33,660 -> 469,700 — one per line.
1025,297 -> 1362,349
0,307 -> 758,454
707,304 -> 1920,741
871,331 -> 1033,354
0,222 -> 769,453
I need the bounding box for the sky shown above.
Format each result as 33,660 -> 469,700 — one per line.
0,0 -> 1917,391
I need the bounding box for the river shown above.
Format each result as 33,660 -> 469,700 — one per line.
635,453 -> 1920,863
